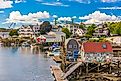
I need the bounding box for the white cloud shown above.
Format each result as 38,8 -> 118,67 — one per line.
36,0 -> 43,2
79,11 -> 121,24
53,15 -> 58,18
101,0 -> 120,2
68,0 -> 91,4
0,11 -> 4,13
58,17 -> 72,21
4,11 -> 50,24
15,0 -> 26,3
41,2 -> 69,7
99,6 -> 121,10
69,0 -> 121,3
72,16 -> 77,19
0,0 -> 13,9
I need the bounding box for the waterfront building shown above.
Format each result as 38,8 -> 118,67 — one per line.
18,25 -> 40,38
81,42 -> 113,63
65,38 -> 80,61
0,31 -> 9,38
37,31 -> 66,45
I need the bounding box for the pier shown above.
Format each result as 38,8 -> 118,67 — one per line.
50,65 -> 68,81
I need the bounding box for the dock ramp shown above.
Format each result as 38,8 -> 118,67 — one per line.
63,62 -> 82,79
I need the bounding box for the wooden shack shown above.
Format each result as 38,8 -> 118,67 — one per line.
65,38 -> 80,61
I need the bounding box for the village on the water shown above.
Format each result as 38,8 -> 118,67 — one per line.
0,18 -> 121,81
1,0 -> 121,81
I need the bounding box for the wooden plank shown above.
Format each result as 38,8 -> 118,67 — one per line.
50,65 -> 68,81
63,62 -> 82,79
52,56 -> 62,63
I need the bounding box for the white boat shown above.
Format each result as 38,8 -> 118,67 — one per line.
22,42 -> 30,47
46,48 -> 60,56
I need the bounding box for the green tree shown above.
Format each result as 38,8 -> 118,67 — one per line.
40,30 -> 46,35
79,24 -> 85,29
115,22 -> 121,35
62,28 -> 71,38
109,22 -> 121,35
9,29 -> 19,36
86,24 -> 96,37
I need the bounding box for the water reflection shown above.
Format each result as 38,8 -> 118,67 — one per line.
0,47 -> 56,81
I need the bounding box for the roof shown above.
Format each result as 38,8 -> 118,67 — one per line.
65,38 -> 79,46
82,42 -> 113,53
42,31 -> 66,42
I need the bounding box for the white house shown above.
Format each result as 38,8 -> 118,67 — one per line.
106,36 -> 121,46
19,25 -> 40,37
75,29 -> 84,37
0,32 -> 9,38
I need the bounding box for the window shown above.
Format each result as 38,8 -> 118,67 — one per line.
102,44 -> 107,49
69,45 -> 72,48
74,45 -> 77,48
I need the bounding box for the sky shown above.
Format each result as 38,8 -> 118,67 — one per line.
0,0 -> 121,28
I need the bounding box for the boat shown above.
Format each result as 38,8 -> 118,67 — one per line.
46,48 -> 60,56
22,42 -> 30,47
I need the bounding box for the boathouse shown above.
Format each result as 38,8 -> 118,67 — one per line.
81,42 -> 113,63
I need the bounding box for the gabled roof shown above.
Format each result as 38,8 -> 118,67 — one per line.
82,42 -> 113,53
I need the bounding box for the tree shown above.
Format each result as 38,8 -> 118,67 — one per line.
86,24 -> 96,37
79,24 -> 85,29
62,28 -> 71,38
109,22 -> 121,35
40,30 -> 46,35
9,29 -> 19,36
40,21 -> 52,32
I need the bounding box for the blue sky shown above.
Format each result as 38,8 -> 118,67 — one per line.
0,0 -> 121,28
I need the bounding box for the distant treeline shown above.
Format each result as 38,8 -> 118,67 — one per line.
0,28 -> 11,32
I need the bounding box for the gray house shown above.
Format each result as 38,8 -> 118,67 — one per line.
65,38 -> 80,60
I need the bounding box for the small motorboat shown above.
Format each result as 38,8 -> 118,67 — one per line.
46,48 -> 60,56
22,42 -> 30,47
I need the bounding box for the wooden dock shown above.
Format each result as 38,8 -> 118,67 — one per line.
52,56 -> 62,63
50,65 -> 68,81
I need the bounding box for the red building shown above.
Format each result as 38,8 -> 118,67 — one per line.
81,42 -> 113,63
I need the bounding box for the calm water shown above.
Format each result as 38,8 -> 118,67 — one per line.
0,47 -> 57,81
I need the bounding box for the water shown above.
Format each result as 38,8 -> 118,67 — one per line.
0,47 -> 57,81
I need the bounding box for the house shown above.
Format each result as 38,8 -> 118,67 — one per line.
93,24 -> 110,37
65,38 -> 80,61
36,31 -> 66,45
0,32 -> 9,38
52,25 -> 62,32
19,25 -> 40,37
75,29 -> 84,37
81,42 -> 113,63
63,24 -> 79,35
106,37 -> 121,57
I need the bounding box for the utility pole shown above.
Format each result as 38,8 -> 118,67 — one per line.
61,35 -> 66,72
